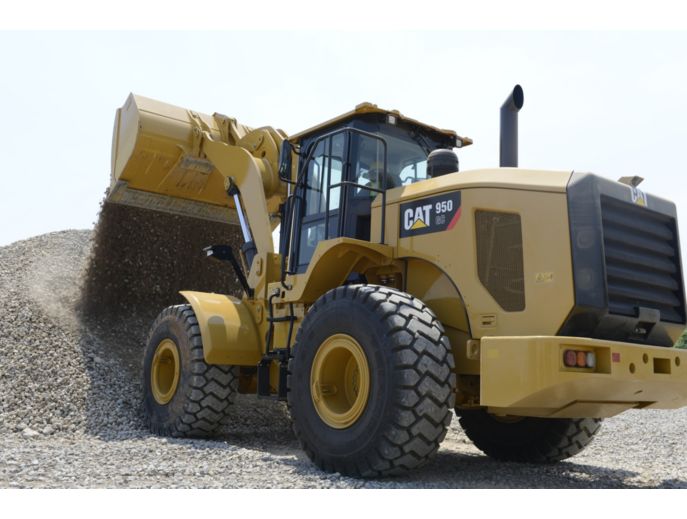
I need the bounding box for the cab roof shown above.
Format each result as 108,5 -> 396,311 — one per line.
289,102 -> 472,148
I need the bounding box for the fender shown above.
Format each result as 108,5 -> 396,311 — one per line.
180,290 -> 261,365
284,238 -> 395,303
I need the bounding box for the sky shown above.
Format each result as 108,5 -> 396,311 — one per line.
0,31 -> 686,262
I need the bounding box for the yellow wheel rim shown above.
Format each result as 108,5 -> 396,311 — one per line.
310,334 -> 370,429
151,339 -> 180,405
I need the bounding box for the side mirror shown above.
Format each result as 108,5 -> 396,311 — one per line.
278,141 -> 293,181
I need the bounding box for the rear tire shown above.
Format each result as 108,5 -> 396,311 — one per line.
458,409 -> 602,463
288,285 -> 456,477
142,304 -> 238,437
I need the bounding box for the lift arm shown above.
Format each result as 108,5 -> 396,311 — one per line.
201,135 -> 276,257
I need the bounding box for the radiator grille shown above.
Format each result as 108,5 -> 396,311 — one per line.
601,196 -> 685,323
475,211 -> 525,311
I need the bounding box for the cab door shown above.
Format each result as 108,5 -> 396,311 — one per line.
293,131 -> 347,273
290,128 -> 388,274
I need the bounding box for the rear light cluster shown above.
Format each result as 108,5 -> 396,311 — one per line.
563,349 -> 596,369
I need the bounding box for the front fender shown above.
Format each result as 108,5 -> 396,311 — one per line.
180,291 -> 261,365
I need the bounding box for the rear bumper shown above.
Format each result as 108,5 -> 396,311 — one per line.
480,336 -> 687,418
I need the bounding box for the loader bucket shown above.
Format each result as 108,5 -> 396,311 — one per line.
108,93 -> 252,224
79,95 -> 250,335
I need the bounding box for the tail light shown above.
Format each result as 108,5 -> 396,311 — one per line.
564,349 -> 596,369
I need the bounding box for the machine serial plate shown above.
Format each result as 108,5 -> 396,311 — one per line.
399,191 -> 462,238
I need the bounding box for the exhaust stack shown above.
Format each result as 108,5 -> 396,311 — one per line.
500,84 -> 524,167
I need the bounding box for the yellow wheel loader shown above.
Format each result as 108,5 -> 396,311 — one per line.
105,86 -> 687,477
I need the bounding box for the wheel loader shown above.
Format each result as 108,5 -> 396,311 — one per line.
104,86 -> 687,477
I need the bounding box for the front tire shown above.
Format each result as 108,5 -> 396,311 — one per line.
288,285 -> 456,477
142,304 -> 238,437
459,409 -> 602,463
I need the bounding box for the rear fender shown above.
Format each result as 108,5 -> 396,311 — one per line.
180,291 -> 261,366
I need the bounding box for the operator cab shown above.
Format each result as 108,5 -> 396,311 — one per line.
281,103 -> 471,273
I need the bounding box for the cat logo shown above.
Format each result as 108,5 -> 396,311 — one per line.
399,191 -> 462,238
631,187 -> 648,207
404,205 -> 432,231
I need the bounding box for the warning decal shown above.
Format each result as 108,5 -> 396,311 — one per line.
399,191 -> 462,238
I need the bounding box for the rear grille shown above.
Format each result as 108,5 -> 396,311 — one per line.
601,196 -> 685,323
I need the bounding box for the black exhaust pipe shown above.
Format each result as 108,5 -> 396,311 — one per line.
500,84 -> 524,167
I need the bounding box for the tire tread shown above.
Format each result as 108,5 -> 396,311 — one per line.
288,284 -> 456,477
144,304 -> 238,438
459,410 -> 602,463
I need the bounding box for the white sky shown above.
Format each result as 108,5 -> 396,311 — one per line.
1,30 -> 686,264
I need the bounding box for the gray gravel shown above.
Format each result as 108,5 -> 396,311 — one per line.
1,229 -> 687,488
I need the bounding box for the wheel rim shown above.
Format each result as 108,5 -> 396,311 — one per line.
310,333 -> 370,429
151,339 -> 180,405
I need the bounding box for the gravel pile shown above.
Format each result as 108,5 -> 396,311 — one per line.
1,221 -> 687,488
0,229 -> 138,439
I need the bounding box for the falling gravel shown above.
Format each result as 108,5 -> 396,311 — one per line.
1,221 -> 687,487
